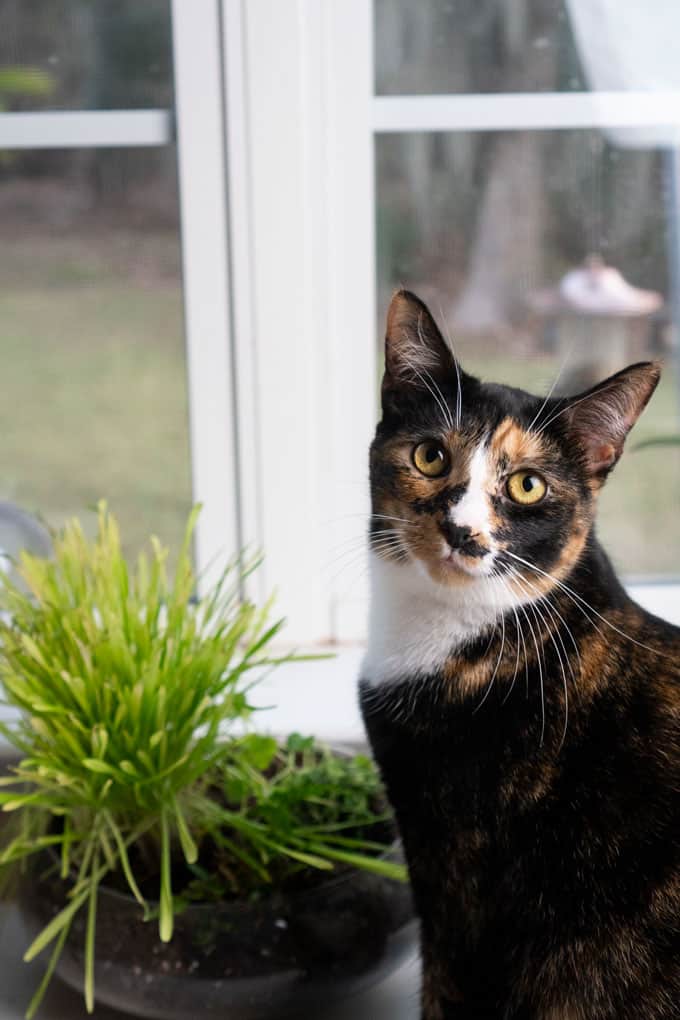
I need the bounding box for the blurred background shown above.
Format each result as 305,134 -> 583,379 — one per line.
1,0 -> 678,621
0,1 -> 190,555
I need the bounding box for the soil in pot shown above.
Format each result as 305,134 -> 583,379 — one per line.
22,845 -> 416,1020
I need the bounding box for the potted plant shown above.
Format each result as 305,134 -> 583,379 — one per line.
0,504 -> 413,1019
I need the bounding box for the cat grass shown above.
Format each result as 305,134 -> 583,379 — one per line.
0,503 -> 403,1017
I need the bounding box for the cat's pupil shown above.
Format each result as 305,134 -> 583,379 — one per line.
522,476 -> 535,492
426,448 -> 439,463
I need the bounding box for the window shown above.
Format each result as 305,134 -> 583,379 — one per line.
0,1 -> 191,557
214,0 -> 680,652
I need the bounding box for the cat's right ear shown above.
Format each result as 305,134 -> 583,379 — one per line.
382,290 -> 458,410
563,361 -> 661,480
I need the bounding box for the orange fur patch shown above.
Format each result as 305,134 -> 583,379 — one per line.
490,417 -> 545,466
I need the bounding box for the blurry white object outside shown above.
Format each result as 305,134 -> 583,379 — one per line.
558,257 -> 662,316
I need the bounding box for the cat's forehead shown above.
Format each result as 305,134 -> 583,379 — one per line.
468,377 -> 543,423
469,381 -> 562,465
382,375 -> 545,435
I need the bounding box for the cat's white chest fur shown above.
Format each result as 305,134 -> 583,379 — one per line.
362,552 -> 516,686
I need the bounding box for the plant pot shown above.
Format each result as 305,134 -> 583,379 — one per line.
21,846 -> 416,1020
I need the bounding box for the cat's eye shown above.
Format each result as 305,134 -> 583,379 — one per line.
413,441 -> 450,478
506,470 -> 547,505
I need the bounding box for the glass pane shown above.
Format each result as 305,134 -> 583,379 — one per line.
375,0 -> 680,97
375,0 -> 586,95
376,129 -> 680,578
0,145 -> 192,556
0,0 -> 172,111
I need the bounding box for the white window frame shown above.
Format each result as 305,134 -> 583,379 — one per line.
0,110 -> 172,148
173,0 -> 377,645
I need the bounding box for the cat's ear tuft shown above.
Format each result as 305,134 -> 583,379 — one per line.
564,361 -> 661,479
383,290 -> 457,391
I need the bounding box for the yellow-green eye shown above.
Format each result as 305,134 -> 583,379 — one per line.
413,441 -> 450,478
506,470 -> 547,505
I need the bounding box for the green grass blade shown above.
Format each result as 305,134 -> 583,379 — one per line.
23,887 -> 90,962
0,833 -> 70,866
259,838 -> 333,871
0,792 -> 56,811
84,862 -> 99,1013
174,800 -> 198,865
105,813 -> 146,909
159,810 -> 173,943
306,844 -> 408,881
60,817 -> 72,879
25,923 -> 71,1020
72,757 -> 114,781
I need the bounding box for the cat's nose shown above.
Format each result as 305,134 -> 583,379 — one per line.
439,520 -> 489,559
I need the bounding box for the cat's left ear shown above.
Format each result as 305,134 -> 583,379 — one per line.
564,361 -> 661,480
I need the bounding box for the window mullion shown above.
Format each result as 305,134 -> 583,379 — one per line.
0,110 -> 172,149
373,90 -> 680,134
171,0 -> 240,589
325,0 -> 377,642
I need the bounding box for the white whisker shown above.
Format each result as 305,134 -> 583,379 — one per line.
502,603 -> 527,706
514,596 -> 545,743
508,567 -> 569,748
508,567 -> 581,680
526,350 -> 573,433
370,514 -> 418,527
533,380 -> 620,438
404,352 -> 454,434
437,299 -> 463,430
324,534 -> 406,584
473,571 -> 506,714
502,550 -> 666,658
525,599 -> 548,747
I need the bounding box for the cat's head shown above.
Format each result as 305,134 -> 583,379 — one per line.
370,289 -> 660,595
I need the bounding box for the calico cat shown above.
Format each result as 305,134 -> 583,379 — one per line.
359,290 -> 680,1019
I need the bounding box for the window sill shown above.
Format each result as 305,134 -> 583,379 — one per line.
248,647 -> 366,742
